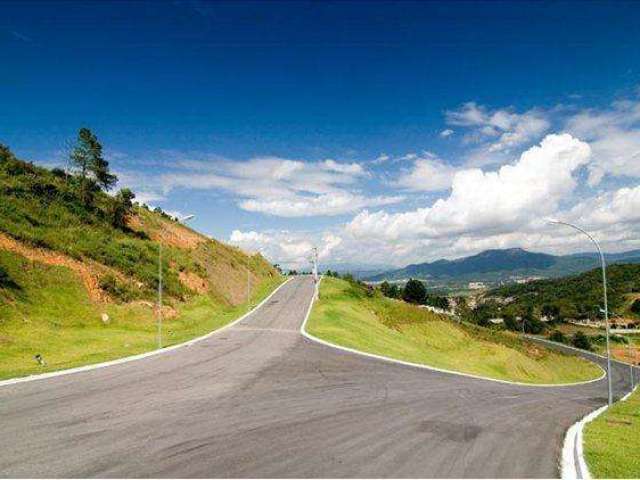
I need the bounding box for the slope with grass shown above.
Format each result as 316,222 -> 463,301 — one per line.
0,145 -> 282,380
307,277 -> 602,384
584,387 -> 640,478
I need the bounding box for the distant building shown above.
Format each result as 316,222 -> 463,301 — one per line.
468,282 -> 486,290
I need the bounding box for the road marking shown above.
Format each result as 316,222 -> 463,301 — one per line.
0,278 -> 294,388
230,327 -> 299,333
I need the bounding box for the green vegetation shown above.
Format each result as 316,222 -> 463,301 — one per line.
584,387 -> 640,478
490,264 -> 640,322
0,249 -> 281,380
0,137 -> 282,379
307,277 -> 602,384
402,278 -> 427,304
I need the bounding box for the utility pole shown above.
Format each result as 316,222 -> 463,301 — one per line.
548,220 -> 613,406
157,241 -> 163,349
311,247 -> 319,299
628,340 -> 635,389
247,268 -> 251,310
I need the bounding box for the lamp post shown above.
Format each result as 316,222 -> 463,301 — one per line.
157,214 -> 195,349
548,220 -> 613,406
609,310 -> 636,391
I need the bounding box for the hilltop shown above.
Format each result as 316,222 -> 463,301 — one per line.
0,140 -> 282,379
367,247 -> 640,284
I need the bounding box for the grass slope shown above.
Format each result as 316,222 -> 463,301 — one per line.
584,387 -> 640,478
307,278 -> 602,384
0,147 -> 283,379
0,249 -> 281,380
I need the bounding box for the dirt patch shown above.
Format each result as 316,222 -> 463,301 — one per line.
129,215 -> 206,250
125,300 -> 178,320
0,232 -> 121,303
612,346 -> 640,365
524,342 -> 545,360
179,271 -> 209,294
0,233 -> 105,302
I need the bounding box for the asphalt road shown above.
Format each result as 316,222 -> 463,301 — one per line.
0,276 -> 636,478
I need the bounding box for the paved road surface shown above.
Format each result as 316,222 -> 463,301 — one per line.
0,276 -> 635,478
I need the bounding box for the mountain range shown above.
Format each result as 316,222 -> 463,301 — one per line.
366,248 -> 640,284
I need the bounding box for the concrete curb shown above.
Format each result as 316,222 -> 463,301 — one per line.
561,384 -> 638,480
300,278 -> 606,388
0,277 -> 292,388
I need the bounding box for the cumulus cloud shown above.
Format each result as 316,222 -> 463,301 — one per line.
348,134 -> 591,241
439,128 -> 454,138
394,154 -> 457,192
563,184 -> 640,229
565,98 -> 640,185
229,229 -> 344,269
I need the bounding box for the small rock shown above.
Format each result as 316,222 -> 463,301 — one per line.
101,313 -> 110,324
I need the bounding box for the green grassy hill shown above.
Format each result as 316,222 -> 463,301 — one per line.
307,277 -> 602,384
489,263 -> 640,321
0,144 -> 282,380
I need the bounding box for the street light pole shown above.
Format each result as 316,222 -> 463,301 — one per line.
628,340 -> 634,389
548,220 -> 613,406
156,214 -> 195,349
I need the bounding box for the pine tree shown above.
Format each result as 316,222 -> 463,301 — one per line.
69,128 -> 118,204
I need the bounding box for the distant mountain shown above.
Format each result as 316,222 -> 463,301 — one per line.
366,248 -> 640,284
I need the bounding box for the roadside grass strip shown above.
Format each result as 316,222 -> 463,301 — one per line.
581,385 -> 640,479
304,277 -> 603,386
0,275 -> 290,386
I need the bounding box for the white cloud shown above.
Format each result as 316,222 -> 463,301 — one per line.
394,155 -> 457,192
439,129 -> 454,138
563,184 -> 640,229
153,156 -> 399,217
565,98 -> 640,185
374,153 -> 390,163
239,192 -> 403,217
446,102 -> 550,153
348,134 -> 591,241
229,229 -> 344,269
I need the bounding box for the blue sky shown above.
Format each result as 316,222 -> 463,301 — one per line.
2,1 -> 640,268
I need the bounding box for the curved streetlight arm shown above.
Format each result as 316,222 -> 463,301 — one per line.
548,220 -> 613,406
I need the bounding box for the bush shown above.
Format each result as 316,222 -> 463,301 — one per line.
549,330 -> 566,344
572,331 -> 592,351
98,274 -> 141,302
402,279 -> 426,304
0,265 -> 10,288
503,313 -> 519,331
631,299 -> 640,315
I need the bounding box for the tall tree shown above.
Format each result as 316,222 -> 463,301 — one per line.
108,188 -> 136,229
69,128 -> 118,203
402,279 -> 427,304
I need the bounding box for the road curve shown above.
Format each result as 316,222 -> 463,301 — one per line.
0,276 -> 634,478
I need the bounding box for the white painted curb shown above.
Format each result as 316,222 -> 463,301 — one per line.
0,278 -> 293,388
300,277 -> 606,388
561,384 -> 638,480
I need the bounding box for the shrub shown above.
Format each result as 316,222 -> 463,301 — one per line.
0,266 -> 10,288
631,299 -> 640,315
572,331 -> 592,351
402,279 -> 426,304
98,274 -> 141,302
549,330 -> 566,344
